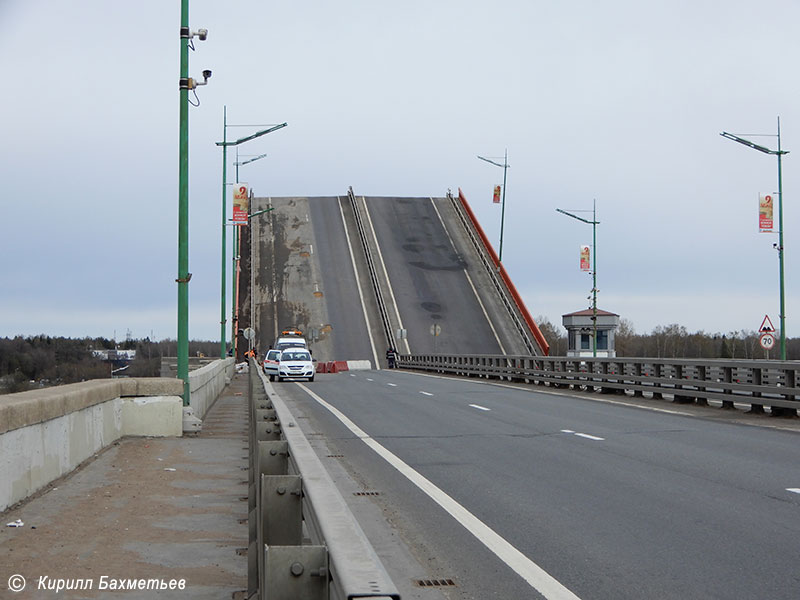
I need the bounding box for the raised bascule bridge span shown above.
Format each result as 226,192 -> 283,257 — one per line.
243,188 -> 549,366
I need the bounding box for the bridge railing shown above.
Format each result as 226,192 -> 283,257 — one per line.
397,354 -> 800,415
247,359 -> 399,600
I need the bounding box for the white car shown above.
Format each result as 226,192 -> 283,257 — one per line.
262,349 -> 281,381
276,347 -> 315,382
275,336 -> 308,352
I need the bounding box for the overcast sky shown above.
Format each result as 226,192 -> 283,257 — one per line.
2,1 -> 799,344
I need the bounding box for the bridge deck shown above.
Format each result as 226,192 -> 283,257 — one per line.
0,376 -> 249,599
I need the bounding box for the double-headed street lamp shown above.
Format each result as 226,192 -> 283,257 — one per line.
215,112 -> 286,358
721,118 -> 789,360
557,201 -> 600,357
478,150 -> 510,261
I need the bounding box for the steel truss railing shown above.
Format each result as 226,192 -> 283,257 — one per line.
398,354 -> 800,415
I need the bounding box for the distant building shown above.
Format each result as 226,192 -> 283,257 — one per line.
91,349 -> 136,361
562,309 -> 620,358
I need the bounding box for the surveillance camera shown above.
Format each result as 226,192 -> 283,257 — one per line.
197,28 -> 208,41
203,69 -> 212,80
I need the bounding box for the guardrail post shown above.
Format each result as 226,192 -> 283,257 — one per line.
263,546 -> 328,600
652,363 -> 663,399
261,474 -> 303,545
779,368 -> 798,416
696,365 -> 708,406
721,366 -> 734,409
633,362 -> 644,397
673,364 -> 694,404
258,440 -> 289,476
749,368 -> 765,414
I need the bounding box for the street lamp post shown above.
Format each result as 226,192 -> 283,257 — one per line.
721,118 -> 789,360
557,201 -> 600,357
176,3 -> 210,405
232,151 -> 268,359
477,150 -> 510,261
216,121 -> 287,359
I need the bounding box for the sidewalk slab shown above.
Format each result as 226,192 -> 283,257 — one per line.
0,374 -> 250,599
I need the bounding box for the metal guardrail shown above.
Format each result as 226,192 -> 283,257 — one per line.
247,360 -> 400,600
398,354 -> 800,415
347,187 -> 396,351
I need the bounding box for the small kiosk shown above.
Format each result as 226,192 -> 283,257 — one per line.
562,309 -> 620,358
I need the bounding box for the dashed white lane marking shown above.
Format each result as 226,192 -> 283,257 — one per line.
367,378 -> 374,382
469,404 -> 491,411
296,383 -> 582,600
787,488 -> 800,495
420,391 -> 434,396
574,433 -> 605,441
387,383 -> 397,387
561,429 -> 605,441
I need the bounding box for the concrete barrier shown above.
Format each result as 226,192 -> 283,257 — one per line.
0,358 -> 235,512
189,357 -> 235,419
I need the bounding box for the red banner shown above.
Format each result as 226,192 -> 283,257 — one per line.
759,193 -> 773,232
580,245 -> 590,271
233,184 -> 249,225
493,185 -> 501,204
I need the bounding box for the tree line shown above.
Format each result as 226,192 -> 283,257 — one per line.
536,317 -> 800,360
0,336 -> 220,394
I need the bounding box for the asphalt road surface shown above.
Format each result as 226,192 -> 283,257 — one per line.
275,371 -> 800,600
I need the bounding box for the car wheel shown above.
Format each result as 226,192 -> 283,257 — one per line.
269,374 -> 274,382
309,375 -> 315,382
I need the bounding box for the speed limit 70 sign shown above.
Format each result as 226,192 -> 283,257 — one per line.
759,333 -> 776,350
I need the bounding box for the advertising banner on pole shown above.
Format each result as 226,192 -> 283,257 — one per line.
233,184 -> 249,225
580,245 -> 591,271
759,193 -> 774,232
493,185 -> 501,204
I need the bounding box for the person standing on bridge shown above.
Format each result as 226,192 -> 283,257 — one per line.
386,347 -> 397,369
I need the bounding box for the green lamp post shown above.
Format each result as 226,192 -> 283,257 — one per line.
478,150 -> 510,261
216,121 -> 287,359
557,202 -> 600,357
721,118 -> 789,360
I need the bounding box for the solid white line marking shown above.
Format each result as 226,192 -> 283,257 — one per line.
387,383 -> 397,387
296,384 -> 582,600
469,404 -> 491,411
420,391 -> 434,396
337,196 -> 380,370
560,429 -> 575,434
787,488 -> 800,495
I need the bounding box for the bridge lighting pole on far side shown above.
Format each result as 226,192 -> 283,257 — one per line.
216,121 -> 287,359
478,150 -> 510,261
721,118 -> 789,360
557,202 -> 600,357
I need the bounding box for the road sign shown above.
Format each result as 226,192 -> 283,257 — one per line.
243,327 -> 255,340
759,315 -> 775,333
760,333 -> 776,350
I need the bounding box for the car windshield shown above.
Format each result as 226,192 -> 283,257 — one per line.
282,351 -> 310,361
267,351 -> 280,360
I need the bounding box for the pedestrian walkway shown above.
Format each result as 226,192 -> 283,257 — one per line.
0,374 -> 250,599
